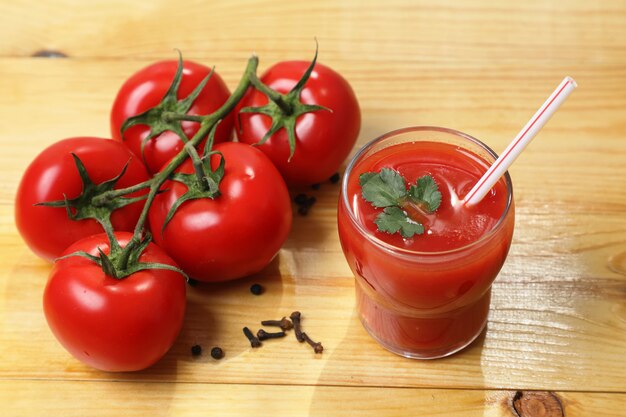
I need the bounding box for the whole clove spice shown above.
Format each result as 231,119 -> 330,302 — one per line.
261,317 -> 293,331
302,332 -> 324,354
290,311 -> 305,342
257,329 -> 286,341
243,327 -> 261,348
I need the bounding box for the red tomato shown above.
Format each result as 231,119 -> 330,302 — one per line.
43,232 -> 186,372
15,137 -> 150,262
148,142 -> 292,282
235,60 -> 361,186
110,59 -> 233,174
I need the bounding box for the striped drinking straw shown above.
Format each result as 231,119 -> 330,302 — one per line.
463,76 -> 577,207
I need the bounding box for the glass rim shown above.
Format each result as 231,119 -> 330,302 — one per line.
340,125 -> 514,258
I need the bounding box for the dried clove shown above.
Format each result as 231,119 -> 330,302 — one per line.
243,327 -> 261,348
290,311 -> 305,342
257,329 -> 286,341
302,332 -> 324,354
261,317 -> 293,331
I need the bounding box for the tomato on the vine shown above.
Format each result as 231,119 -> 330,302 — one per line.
15,137 -> 150,262
148,142 -> 292,282
43,232 -> 186,372
235,60 -> 361,186
110,59 -> 233,174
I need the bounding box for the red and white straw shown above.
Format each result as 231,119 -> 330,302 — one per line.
463,76 -> 577,207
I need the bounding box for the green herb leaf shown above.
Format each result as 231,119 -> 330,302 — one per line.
408,175 -> 442,212
359,168 -> 407,208
374,206 -> 425,238
359,168 -> 441,238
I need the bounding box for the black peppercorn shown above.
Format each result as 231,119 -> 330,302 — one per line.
250,283 -> 264,295
191,344 -> 202,356
294,193 -> 308,205
311,183 -> 321,190
210,347 -> 224,359
329,172 -> 340,184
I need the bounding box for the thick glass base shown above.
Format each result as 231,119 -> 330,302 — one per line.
359,313 -> 487,359
356,284 -> 491,359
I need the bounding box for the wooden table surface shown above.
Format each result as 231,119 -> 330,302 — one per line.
1,1 -> 625,416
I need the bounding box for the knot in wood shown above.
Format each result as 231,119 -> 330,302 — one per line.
512,391 -> 564,417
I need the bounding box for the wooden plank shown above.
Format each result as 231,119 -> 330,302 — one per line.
1,58 -> 624,207
1,1 -> 625,412
1,202 -> 625,392
0,52 -> 625,392
1,380 -> 625,417
1,0 -> 625,67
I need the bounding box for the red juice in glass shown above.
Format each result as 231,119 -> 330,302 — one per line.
338,126 -> 515,359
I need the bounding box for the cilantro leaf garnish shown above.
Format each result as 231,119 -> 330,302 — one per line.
409,175 -> 441,212
374,206 -> 425,238
359,168 -> 441,238
359,168 -> 406,207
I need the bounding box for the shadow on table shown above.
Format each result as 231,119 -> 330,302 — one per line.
307,307 -> 488,416
107,254 -> 286,382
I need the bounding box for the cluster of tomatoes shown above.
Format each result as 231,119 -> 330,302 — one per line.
15,50 -> 360,371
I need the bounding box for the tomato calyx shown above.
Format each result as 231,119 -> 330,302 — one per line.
120,50 -> 214,162
161,124 -> 225,233
239,45 -> 331,161
36,153 -> 149,228
61,232 -> 188,280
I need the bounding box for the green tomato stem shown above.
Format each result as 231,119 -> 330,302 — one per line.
163,112 -> 204,123
185,142 -> 209,191
248,70 -> 292,116
91,178 -> 153,205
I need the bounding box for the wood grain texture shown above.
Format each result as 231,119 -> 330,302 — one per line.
0,0 -> 625,415
1,381 -> 625,417
1,0 -> 626,67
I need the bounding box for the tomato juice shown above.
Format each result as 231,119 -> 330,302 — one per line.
338,127 -> 515,359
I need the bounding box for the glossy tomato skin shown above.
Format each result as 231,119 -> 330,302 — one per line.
110,59 -> 233,174
15,137 -> 150,262
149,142 -> 292,282
43,232 -> 186,372
235,60 -> 361,186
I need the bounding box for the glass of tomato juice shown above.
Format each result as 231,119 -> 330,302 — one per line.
338,126 -> 515,359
